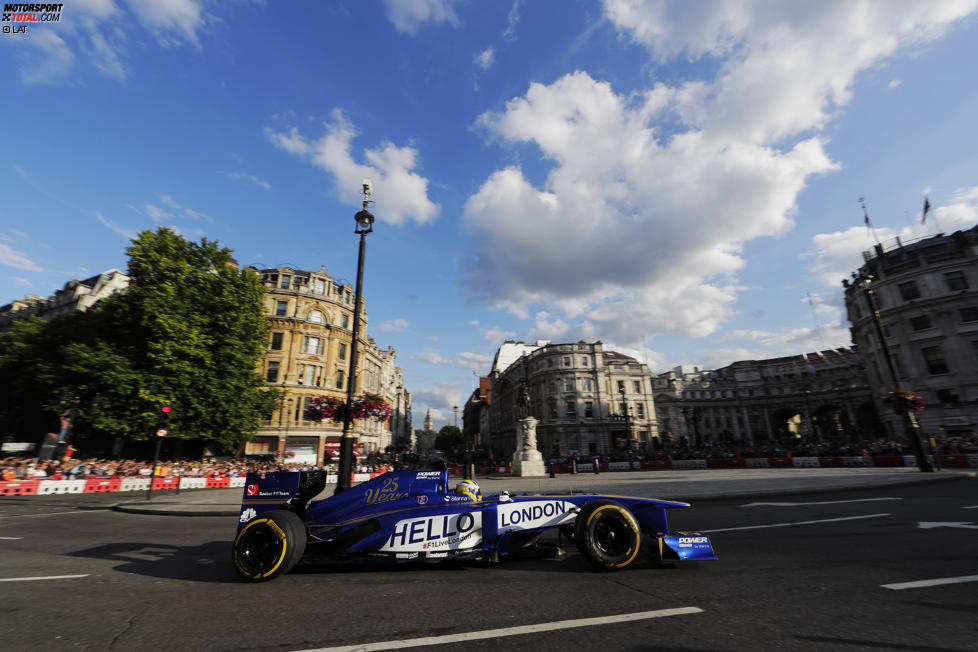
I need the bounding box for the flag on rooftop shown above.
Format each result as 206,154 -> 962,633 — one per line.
921,196 -> 931,224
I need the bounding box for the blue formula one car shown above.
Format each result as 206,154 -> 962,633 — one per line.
232,468 -> 717,581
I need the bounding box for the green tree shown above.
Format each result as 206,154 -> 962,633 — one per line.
414,428 -> 435,453
0,227 -> 278,454
435,425 -> 464,460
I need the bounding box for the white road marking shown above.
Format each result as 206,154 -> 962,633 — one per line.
882,574 -> 978,590
963,505 -> 978,509
917,521 -> 978,530
0,574 -> 89,582
293,607 -> 704,652
0,537 -> 23,540
0,510 -> 104,519
741,498 -> 901,507
703,513 -> 891,533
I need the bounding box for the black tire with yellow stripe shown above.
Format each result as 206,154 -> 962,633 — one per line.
574,500 -> 642,571
232,510 -> 307,581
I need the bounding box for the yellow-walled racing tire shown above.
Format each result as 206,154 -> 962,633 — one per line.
574,499 -> 642,571
232,510 -> 307,581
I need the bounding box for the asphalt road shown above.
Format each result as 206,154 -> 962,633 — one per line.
1,476 -> 976,651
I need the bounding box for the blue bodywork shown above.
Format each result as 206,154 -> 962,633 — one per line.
236,469 -> 717,563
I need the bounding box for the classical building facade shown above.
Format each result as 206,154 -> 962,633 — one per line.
0,269 -> 130,329
485,340 -> 658,459
842,225 -> 978,438
653,350 -> 878,446
246,265 -> 409,465
462,375 -> 491,457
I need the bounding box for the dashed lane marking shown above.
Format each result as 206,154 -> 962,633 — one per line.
703,513 -> 891,533
293,607 -> 704,652
882,574 -> 978,590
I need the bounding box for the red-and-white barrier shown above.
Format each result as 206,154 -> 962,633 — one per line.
1,455 -> 975,497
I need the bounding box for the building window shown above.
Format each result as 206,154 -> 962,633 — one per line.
338,343 -> 347,360
336,369 -> 345,389
275,300 -> 288,316
633,380 -> 642,393
280,274 -> 291,289
636,404 -> 645,418
909,315 -> 932,331
921,346 -> 949,375
270,332 -> 283,350
565,400 -> 576,416
563,356 -> 571,367
936,388 -> 959,403
564,378 -> 574,392
307,310 -> 325,324
582,378 -> 593,392
585,401 -> 594,417
617,380 -> 625,394
345,290 -> 352,304
945,271 -> 968,291
548,399 -> 557,418
341,314 -> 349,329
548,380 -> 557,394
581,357 -> 588,366
302,336 -> 323,355
960,307 -> 978,323
313,278 -> 326,294
547,358 -> 553,368
265,361 -> 279,383
898,281 -> 921,301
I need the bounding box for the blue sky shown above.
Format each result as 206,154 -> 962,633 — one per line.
2,1 -> 978,431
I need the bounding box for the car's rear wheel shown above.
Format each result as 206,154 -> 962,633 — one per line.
574,500 -> 641,571
232,510 -> 306,581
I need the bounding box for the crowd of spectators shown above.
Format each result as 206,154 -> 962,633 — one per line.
2,435 -> 976,482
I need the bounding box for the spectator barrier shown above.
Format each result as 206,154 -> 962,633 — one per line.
2,454 -> 976,498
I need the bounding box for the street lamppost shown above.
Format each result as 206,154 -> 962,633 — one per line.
335,179 -> 375,493
453,405 -> 458,428
860,275 -> 932,472
619,386 -> 635,471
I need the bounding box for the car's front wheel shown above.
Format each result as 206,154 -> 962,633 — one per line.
232,510 -> 307,581
574,500 -> 642,571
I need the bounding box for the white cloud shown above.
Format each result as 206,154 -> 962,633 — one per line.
266,110 -> 439,226
377,318 -> 411,332
463,2 -> 978,351
123,0 -> 205,48
384,0 -> 460,35
17,30 -> 75,84
889,79 -> 903,89
95,210 -> 138,240
475,47 -> 495,70
13,276 -> 33,288
409,350 -> 493,370
503,0 -> 521,41
0,242 -> 43,272
225,172 -> 272,191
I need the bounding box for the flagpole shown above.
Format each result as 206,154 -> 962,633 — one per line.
859,197 -> 882,246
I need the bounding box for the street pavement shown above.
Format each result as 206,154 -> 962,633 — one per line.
111,465 -> 973,516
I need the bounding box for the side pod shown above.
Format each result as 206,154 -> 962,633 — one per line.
658,531 -> 718,561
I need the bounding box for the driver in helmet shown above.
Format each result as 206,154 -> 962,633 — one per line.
453,479 -> 481,502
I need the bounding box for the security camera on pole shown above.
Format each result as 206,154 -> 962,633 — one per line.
335,180 -> 375,494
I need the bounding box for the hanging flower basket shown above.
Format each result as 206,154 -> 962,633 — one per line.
883,389 -> 926,414
348,393 -> 392,422
304,396 -> 347,422
303,394 -> 392,423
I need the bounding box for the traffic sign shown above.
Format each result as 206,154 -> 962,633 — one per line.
156,429 -> 168,437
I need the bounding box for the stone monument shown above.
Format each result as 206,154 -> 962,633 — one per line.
511,416 -> 546,477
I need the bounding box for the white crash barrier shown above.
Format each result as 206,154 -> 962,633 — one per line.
607,462 -> 630,471
746,458 -> 769,468
351,473 -> 372,482
179,477 -> 207,489
843,456 -> 873,466
671,459 -> 707,470
37,479 -> 87,494
792,456 -> 820,467
119,477 -> 151,492
229,477 -> 246,488
577,463 -> 594,472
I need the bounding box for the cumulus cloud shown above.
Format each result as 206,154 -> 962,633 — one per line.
463,1 -> 977,350
384,0 -> 460,35
266,110 -> 439,226
410,350 -> 493,370
475,47 -> 495,70
376,318 -> 411,332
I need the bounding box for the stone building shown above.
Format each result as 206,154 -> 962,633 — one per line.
486,340 -> 658,459
462,376 -> 491,458
842,225 -> 978,438
653,350 -> 878,446
246,265 -> 408,465
0,269 -> 130,329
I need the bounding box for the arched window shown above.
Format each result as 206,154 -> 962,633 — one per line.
307,310 -> 325,324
